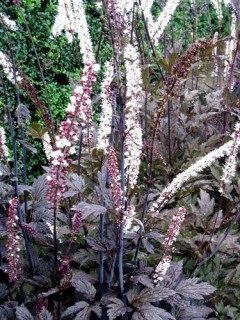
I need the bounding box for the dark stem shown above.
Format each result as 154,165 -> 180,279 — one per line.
99,213 -> 105,298
1,76 -> 33,274
167,99 -> 173,167
119,95 -> 126,297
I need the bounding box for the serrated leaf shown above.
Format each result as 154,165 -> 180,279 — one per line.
71,279 -> 96,300
61,301 -> 89,319
130,274 -> 154,288
27,122 -> 47,139
126,287 -> 140,304
75,202 -> 106,220
132,303 -> 175,320
107,298 -> 132,320
15,306 -> 34,320
31,174 -> 48,203
62,190 -> 79,198
73,305 -> 101,320
66,174 -> 85,192
142,238 -> 154,253
74,306 -> 91,320
178,305 -> 213,319
176,278 -> 215,299
197,189 -> 214,216
130,286 -> 175,304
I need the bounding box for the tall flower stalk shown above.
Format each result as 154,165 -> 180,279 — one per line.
6,197 -> 22,284
124,43 -> 143,190
47,62 -> 98,283
152,207 -> 186,284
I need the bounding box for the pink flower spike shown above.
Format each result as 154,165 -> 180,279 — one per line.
6,197 -> 22,284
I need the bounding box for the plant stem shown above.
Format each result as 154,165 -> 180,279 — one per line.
119,94 -> 126,297
1,76 -> 33,274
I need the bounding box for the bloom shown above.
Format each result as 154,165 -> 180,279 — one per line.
163,207 -> 186,252
0,12 -> 18,30
150,139 -> 235,214
151,0 -> 180,45
220,122 -> 240,192
6,198 -> 22,283
97,61 -> 114,153
0,51 -> 22,83
0,126 -> 9,161
124,44 -> 143,189
51,0 -> 94,64
152,255 -> 172,283
108,146 -> 123,220
42,132 -> 52,162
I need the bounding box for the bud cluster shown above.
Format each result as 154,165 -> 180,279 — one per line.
108,147 -> 123,219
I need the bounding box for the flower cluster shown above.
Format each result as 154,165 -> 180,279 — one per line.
107,0 -> 129,60
220,122 -> 240,192
97,61 -> 114,153
224,12 -> 237,87
210,0 -> 223,21
153,207 -> 186,284
0,51 -> 22,83
150,139 -> 234,214
20,76 -> 54,139
123,205 -> 136,232
124,44 -> 143,189
72,209 -> 82,237
59,259 -> 72,283
152,255 -> 172,283
34,295 -> 48,318
141,0 -> 155,33
163,207 -> 186,252
0,126 -> 9,162
47,62 -> 98,209
42,132 -> 53,162
6,197 -> 22,284
22,223 -> 54,249
51,0 -> 94,64
108,146 -> 123,220
0,12 -> 18,30
151,0 -> 180,45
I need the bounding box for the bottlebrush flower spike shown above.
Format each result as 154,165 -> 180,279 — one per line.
0,126 -> 9,162
0,12 -> 18,30
152,255 -> 172,283
151,0 -> 180,45
220,122 -> 240,192
0,51 -> 22,83
6,197 -> 22,284
47,62 -> 98,209
163,207 -> 186,252
224,11 -> 237,87
153,207 -> 186,284
72,209 -> 82,237
150,138 -> 236,214
210,0 -> 223,21
124,43 -> 143,189
97,61 -> 114,153
108,146 -> 123,220
42,132 -> 53,162
51,0 -> 94,64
